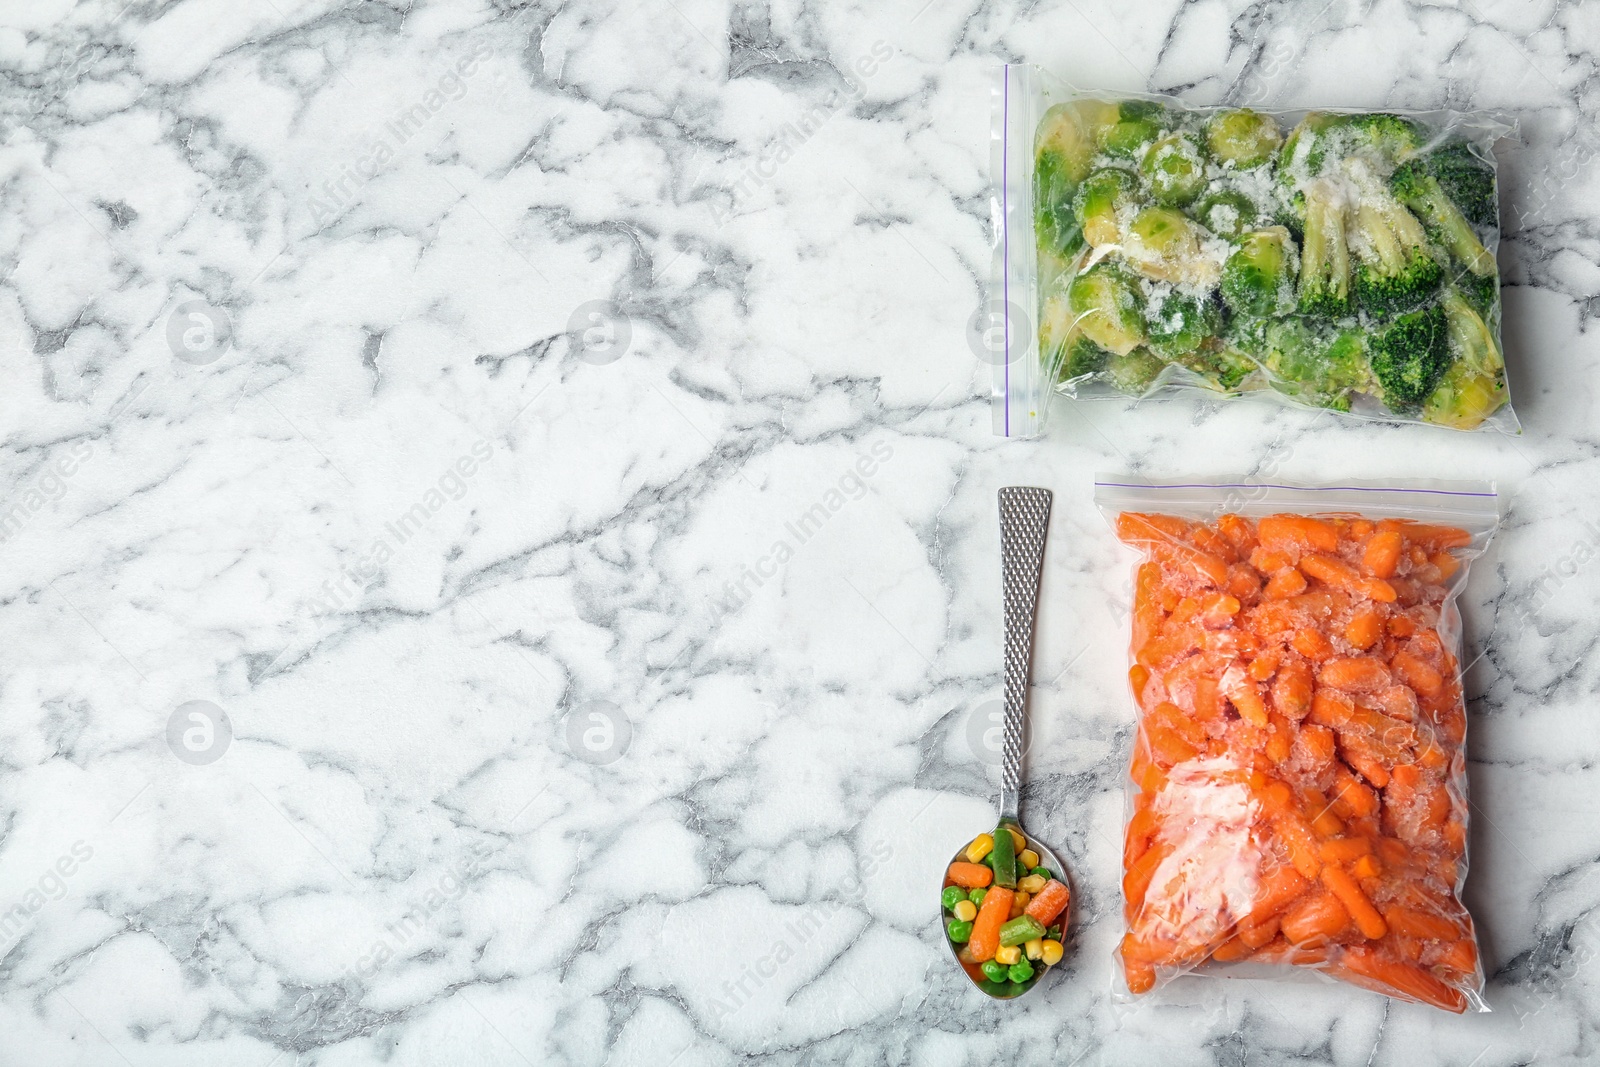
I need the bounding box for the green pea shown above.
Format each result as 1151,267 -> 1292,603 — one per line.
941,886 -> 964,911
968,887 -> 987,906
946,920 -> 973,944
1032,867 -> 1054,881
982,960 -> 1008,983
1008,960 -> 1035,983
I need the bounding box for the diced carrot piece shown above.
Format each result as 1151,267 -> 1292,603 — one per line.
1338,945 -> 1468,1012
1309,689 -> 1354,727
1274,811 -> 1323,880
1392,650 -> 1445,697
967,887 -> 1013,962
1263,567 -> 1309,599
1123,951 -> 1157,994
946,861 -> 994,889
1432,552 -> 1461,581
1318,837 -> 1372,863
1292,627 -> 1334,661
1116,512 -> 1191,544
1382,906 -> 1463,942
1301,553 -> 1397,602
1318,655 -> 1392,693
1321,864 -> 1387,940
1025,879 -> 1071,926
1437,937 -> 1478,974
1259,515 -> 1340,554
1210,936 -> 1250,962
1344,605 -> 1384,651
1350,854 -> 1381,880
1281,890 -> 1350,944
1246,866 -> 1311,925
1270,658 -> 1314,719
1362,530 -> 1404,578
1330,764 -> 1379,818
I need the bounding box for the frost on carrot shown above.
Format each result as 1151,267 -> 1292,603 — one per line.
1112,511 -> 1481,1012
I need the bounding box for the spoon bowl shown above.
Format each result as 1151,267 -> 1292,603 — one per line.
943,823 -> 1071,998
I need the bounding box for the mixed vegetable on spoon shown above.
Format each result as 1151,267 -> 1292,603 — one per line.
943,825 -> 1072,994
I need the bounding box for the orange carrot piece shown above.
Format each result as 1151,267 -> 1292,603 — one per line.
1301,553 -> 1397,602
1292,627 -> 1334,661
1318,837 -> 1372,863
1115,512 -> 1191,544
1246,866 -> 1311,924
1274,811 -> 1323,880
1270,658 -> 1313,719
1321,864 -> 1387,940
1025,879 -> 1071,926
1263,567 -> 1308,599
1318,655 -> 1392,693
967,887 -> 1013,962
1211,936 -> 1251,962
1382,906 -> 1462,942
1393,650 -> 1445,697
1331,764 -> 1379,817
946,861 -> 993,889
1437,937 -> 1478,974
1226,675 -> 1269,726
1344,606 -> 1384,651
1362,530 -> 1404,578
1259,515 -> 1340,554
1338,945 -> 1468,1012
1281,890 -> 1350,944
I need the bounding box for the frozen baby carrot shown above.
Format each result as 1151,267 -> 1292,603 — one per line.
1109,509 -> 1485,1012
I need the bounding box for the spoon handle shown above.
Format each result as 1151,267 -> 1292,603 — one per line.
997,486 -> 1052,823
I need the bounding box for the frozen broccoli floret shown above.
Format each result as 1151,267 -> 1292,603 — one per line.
1344,159 -> 1442,316
1141,131 -> 1207,206
1107,347 -> 1166,395
1174,342 -> 1258,393
1391,156 -> 1495,278
1073,168 -> 1139,249
1035,104 -> 1099,257
1205,108 -> 1282,169
1297,179 -> 1352,318
1062,333 -> 1112,378
1221,227 -> 1295,318
1424,141 -> 1497,229
1440,287 -> 1502,376
1458,269 -> 1500,321
1098,100 -> 1169,158
1248,318 -> 1370,408
1423,288 -> 1506,430
1144,289 -> 1221,360
1124,206 -> 1221,288
1067,261 -> 1147,355
1422,357 -> 1506,429
1192,189 -> 1258,238
1327,113 -> 1423,165
1368,304 -> 1450,410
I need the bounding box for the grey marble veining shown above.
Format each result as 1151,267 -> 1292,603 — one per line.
0,0 -> 1597,1064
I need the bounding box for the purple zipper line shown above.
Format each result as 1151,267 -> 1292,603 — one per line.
1094,482 -> 1497,498
1002,64 -> 1010,437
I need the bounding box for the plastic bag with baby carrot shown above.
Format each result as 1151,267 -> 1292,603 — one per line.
1095,477 -> 1498,1013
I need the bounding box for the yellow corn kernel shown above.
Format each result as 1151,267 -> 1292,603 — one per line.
1005,828 -> 1026,853
1009,891 -> 1030,918
952,899 -> 977,923
965,834 -> 994,863
1017,874 -> 1047,895
1024,938 -> 1044,961
994,944 -> 1021,966
1041,940 -> 1064,966
1018,849 -> 1040,871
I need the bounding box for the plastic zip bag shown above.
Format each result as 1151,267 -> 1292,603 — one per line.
988,66 -> 1517,437
1094,477 -> 1498,1012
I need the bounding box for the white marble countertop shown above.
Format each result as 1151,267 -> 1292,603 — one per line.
2,1 -> 1597,1064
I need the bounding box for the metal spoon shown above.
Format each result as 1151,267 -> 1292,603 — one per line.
943,486 -> 1070,999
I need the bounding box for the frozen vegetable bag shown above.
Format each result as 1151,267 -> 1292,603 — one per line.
987,66 -> 1517,436
1095,479 -> 1498,1012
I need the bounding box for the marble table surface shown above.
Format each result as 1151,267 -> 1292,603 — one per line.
2,0 -> 1598,1064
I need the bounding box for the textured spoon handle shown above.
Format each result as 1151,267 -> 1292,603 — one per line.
998,486 -> 1051,822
